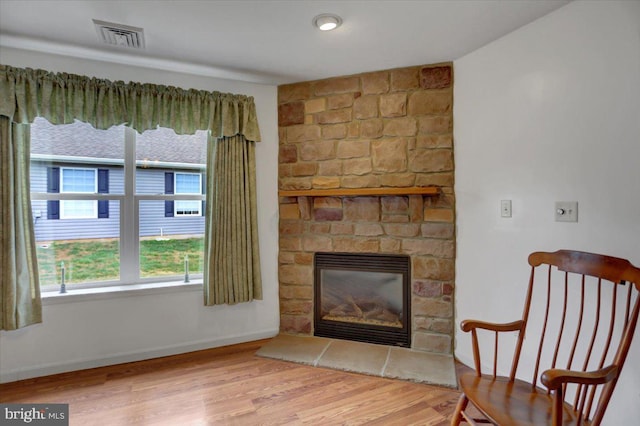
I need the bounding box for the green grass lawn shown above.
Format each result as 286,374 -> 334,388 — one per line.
37,237 -> 204,287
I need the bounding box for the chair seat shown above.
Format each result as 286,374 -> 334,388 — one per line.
459,373 -> 588,426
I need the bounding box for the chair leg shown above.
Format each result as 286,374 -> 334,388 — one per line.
451,393 -> 469,425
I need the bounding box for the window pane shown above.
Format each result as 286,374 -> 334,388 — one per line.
175,200 -> 201,216
176,173 -> 201,194
34,200 -> 121,288
61,200 -> 97,219
135,128 -> 207,195
139,200 -> 204,279
61,168 -> 96,193
30,117 -> 125,195
31,118 -> 123,288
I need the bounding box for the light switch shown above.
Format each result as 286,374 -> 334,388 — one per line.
555,201 -> 578,222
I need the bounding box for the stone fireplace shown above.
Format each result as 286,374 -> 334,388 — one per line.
278,63 -> 455,354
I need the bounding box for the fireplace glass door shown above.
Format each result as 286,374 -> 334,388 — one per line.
314,252 -> 410,347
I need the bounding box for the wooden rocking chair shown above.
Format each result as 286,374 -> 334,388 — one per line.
452,250 -> 640,425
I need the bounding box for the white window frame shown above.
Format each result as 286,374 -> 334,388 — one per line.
31,125 -> 206,290
174,172 -> 202,216
60,167 -> 98,219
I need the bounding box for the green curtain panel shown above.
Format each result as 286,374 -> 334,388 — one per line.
0,117 -> 42,330
204,135 -> 262,305
0,65 -> 263,328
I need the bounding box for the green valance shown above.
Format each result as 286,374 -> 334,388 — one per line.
0,65 -> 261,142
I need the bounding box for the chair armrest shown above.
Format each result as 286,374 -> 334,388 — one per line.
541,365 -> 619,390
460,319 -> 524,333
459,319 -> 525,378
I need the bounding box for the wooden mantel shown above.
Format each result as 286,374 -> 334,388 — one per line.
278,186 -> 440,198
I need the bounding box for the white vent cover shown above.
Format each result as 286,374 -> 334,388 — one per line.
93,19 -> 145,49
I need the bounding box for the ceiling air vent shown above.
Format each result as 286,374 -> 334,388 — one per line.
93,19 -> 145,49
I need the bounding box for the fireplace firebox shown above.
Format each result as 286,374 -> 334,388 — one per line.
314,252 -> 411,347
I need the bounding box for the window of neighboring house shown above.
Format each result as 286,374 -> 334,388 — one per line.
175,173 -> 202,216
30,118 -> 207,290
60,168 -> 98,219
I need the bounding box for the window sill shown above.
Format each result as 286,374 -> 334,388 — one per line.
41,280 -> 203,305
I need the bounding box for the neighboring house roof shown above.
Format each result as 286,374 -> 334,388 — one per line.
30,117 -> 207,165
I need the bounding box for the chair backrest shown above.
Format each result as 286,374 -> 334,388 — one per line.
509,250 -> 640,424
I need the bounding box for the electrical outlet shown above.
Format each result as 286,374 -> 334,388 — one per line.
555,201 -> 578,222
501,200 -> 512,218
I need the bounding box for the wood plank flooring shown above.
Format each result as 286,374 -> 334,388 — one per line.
0,339 -> 462,425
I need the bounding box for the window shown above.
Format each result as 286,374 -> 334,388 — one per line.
60,168 -> 98,219
30,118 -> 207,289
175,173 -> 202,216
162,172 -> 204,217
44,167 -> 109,220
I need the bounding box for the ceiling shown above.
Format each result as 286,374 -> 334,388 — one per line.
0,0 -> 570,85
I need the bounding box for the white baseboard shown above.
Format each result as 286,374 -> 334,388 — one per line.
0,328 -> 279,383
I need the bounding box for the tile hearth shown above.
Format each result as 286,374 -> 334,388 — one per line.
256,334 -> 457,389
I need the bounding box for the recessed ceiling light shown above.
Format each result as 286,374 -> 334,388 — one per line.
313,14 -> 342,31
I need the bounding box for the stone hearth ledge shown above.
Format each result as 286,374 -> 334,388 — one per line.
256,334 -> 457,389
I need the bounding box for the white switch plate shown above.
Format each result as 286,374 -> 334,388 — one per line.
501,200 -> 512,218
555,201 -> 578,222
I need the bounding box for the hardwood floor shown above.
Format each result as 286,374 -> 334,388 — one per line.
0,339 -> 462,425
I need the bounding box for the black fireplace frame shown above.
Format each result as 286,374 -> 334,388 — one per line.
314,252 -> 411,347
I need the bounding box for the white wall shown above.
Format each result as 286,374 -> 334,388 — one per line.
0,48 -> 280,382
454,1 -> 640,424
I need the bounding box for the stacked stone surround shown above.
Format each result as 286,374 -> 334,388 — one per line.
277,63 -> 455,354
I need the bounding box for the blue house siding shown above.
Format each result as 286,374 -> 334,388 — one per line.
31,163 -> 204,242
139,200 -> 205,237
136,168 -> 205,237
34,209 -> 122,242
31,162 -> 122,241
136,168 -> 165,194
